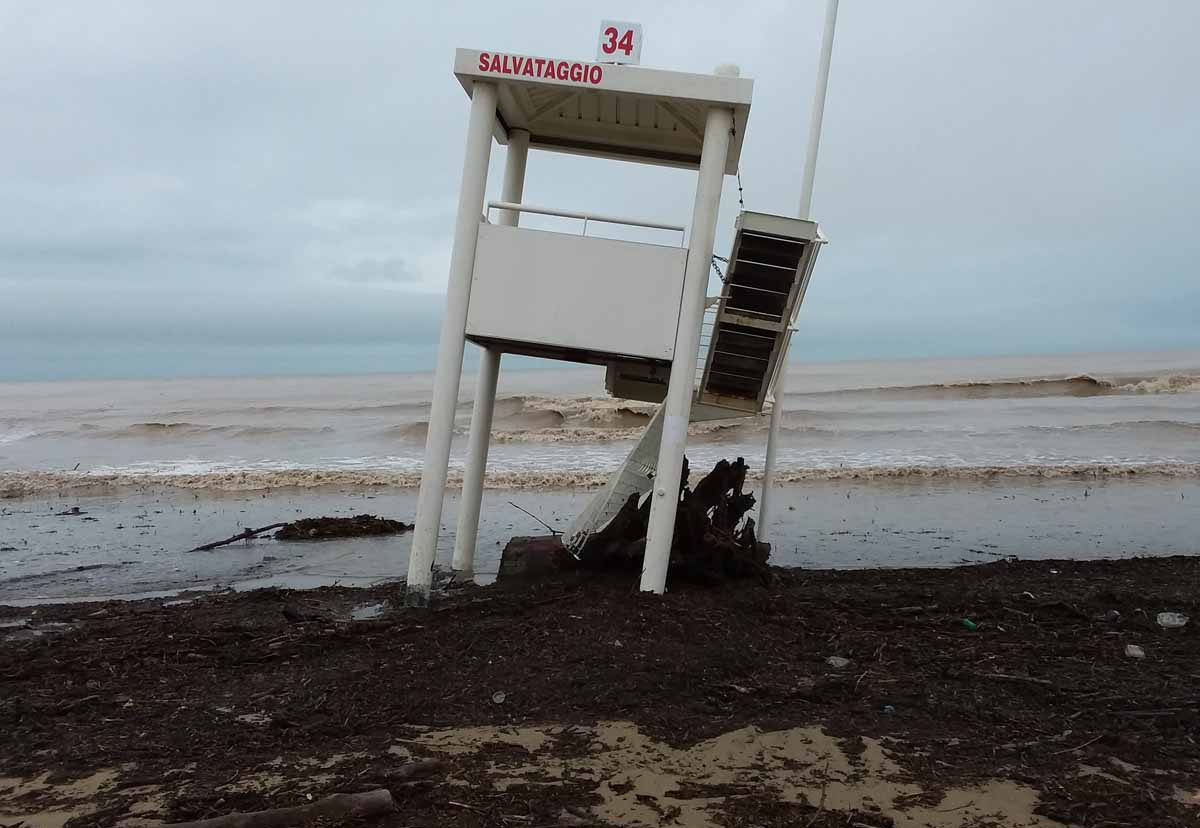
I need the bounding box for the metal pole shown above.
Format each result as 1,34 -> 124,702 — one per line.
760,0 -> 838,543
407,80 -> 498,606
640,101 -> 734,594
452,129 -> 529,576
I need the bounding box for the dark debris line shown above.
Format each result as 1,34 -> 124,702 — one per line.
0,556 -> 1198,827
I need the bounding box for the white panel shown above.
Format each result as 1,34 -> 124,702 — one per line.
466,223 -> 686,362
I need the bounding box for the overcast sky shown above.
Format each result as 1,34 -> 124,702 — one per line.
2,0 -> 1198,380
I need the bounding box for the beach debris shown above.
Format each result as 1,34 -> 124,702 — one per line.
1125,644 -> 1146,659
282,605 -> 329,624
882,704 -> 896,714
492,691 -> 507,704
163,788 -> 395,828
274,514 -> 412,541
961,618 -> 979,631
1157,612 -> 1189,629
498,535 -> 577,581
825,656 -> 853,670
55,506 -> 86,516
1102,609 -> 1122,623
189,514 -> 411,551
350,601 -> 389,621
188,522 -> 288,552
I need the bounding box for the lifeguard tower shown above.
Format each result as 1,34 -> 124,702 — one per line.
407,35 -> 827,605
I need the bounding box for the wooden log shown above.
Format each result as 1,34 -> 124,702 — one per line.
165,788 -> 395,828
187,524 -> 287,553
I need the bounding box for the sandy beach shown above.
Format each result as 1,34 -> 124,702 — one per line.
3,556 -> 1199,827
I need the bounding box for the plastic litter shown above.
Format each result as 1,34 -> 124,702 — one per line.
1157,612 -> 1189,629
882,704 -> 896,714
1102,609 -> 1122,623
1124,644 -> 1145,659
825,656 -> 853,669
961,618 -> 979,632
491,691 -> 506,704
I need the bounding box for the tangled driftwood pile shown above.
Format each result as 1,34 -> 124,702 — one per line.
575,456 -> 770,583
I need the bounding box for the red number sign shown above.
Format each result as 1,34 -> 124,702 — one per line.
596,21 -> 642,65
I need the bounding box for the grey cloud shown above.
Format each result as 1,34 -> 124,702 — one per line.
1,0 -> 1198,380
332,257 -> 418,285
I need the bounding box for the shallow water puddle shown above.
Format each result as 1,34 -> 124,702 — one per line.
399,721 -> 1061,828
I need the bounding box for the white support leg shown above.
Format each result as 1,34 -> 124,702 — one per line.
451,130 -> 529,577
762,0 -> 839,543
406,81 -> 498,606
640,104 -> 733,595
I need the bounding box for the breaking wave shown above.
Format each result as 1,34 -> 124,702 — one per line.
787,373 -> 1200,401
4,461 -> 1199,499
79,423 -> 335,439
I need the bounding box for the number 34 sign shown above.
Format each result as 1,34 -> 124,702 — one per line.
596,20 -> 643,65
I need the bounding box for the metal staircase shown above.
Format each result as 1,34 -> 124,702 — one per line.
699,212 -> 823,413
563,211 -> 824,553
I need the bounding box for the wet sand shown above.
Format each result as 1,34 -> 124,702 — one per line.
2,476 -> 1197,603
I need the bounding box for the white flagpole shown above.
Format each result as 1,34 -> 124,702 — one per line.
760,0 -> 839,543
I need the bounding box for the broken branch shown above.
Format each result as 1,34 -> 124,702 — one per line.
165,788 -> 395,828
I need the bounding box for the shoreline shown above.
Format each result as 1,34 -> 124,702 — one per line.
3,475 -> 1198,604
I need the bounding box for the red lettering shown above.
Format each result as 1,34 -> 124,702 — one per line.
478,53 -> 603,85
601,26 -> 618,55
617,29 -> 634,56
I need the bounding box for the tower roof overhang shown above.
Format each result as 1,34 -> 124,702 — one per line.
454,48 -> 753,174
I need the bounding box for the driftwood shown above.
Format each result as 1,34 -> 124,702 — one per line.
189,515 -> 412,552
166,788 -> 395,828
274,514 -> 411,541
188,524 -> 287,553
383,758 -> 444,781
579,456 -> 771,582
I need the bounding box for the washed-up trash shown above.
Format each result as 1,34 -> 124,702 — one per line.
882,704 -> 896,714
1157,612 -> 1189,629
825,656 -> 853,670
491,691 -> 506,704
1124,644 -> 1145,659
1102,609 -> 1122,623
961,618 -> 979,632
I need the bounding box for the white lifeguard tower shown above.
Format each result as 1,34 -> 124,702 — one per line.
407,31 -> 832,605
